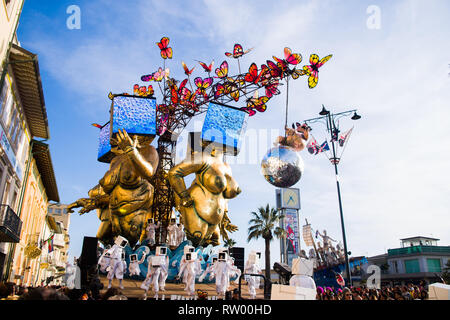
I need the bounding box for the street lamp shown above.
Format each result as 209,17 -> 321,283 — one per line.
303,105 -> 361,286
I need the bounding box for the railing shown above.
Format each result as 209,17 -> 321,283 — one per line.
0,204 -> 22,243
388,245 -> 450,256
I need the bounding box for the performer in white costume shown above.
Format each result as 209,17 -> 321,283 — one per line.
210,250 -> 236,298
176,223 -> 185,246
140,246 -> 169,299
128,247 -> 149,276
244,251 -> 262,299
198,257 -> 218,282
166,218 -> 178,247
146,219 -> 160,246
289,257 -> 317,298
106,236 -> 128,289
177,249 -> 201,297
98,245 -> 111,273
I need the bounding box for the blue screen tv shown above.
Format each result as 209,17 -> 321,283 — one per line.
201,102 -> 248,156
110,95 -> 157,138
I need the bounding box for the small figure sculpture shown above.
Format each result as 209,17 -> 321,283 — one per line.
141,247 -> 169,299
106,236 -> 128,289
275,123 -> 311,152
168,143 -> 240,246
176,223 -> 185,246
244,251 -> 262,299
316,229 -> 337,253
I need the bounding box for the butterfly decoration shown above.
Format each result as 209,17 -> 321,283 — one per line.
241,91 -> 269,116
108,92 -> 114,100
244,63 -> 265,84
194,77 -> 213,99
224,77 -> 244,102
158,113 -> 169,135
266,60 -> 283,80
289,67 -> 307,80
91,123 -> 103,129
181,61 -> 195,76
215,60 -> 228,78
214,83 -> 231,99
133,84 -> 154,97
197,60 -> 214,73
273,47 -> 302,66
157,36 -> 173,59
264,79 -> 281,98
225,43 -> 253,59
303,54 -> 332,88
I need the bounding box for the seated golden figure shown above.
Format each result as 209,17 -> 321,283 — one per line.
168,145 -> 240,246
68,129 -> 159,246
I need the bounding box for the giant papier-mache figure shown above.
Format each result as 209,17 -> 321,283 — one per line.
168,137 -> 241,247
68,129 -> 159,247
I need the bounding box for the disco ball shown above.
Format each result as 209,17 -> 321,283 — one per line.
261,146 -> 304,188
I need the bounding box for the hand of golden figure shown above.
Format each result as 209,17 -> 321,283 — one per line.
110,129 -> 138,152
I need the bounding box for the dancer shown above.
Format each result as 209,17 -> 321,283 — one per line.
146,218 -> 160,246
244,251 -> 262,299
106,236 -> 128,289
177,249 -> 202,297
167,218 -> 178,247
210,251 -> 235,298
140,247 -> 169,299
128,248 -> 148,276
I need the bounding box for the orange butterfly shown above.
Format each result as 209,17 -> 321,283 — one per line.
215,61 -> 228,78
244,63 -> 265,84
157,37 -> 173,59
196,60 -> 214,73
181,61 -> 195,76
225,44 -> 253,58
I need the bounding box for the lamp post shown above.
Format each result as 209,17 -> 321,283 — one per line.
303,105 -> 361,286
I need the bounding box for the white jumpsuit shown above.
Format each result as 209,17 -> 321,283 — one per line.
141,255 -> 169,297
244,260 -> 261,299
146,222 -> 159,246
106,245 -> 126,281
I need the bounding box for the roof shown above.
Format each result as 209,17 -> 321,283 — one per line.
400,236 -> 440,241
8,44 -> 49,139
32,140 -> 59,202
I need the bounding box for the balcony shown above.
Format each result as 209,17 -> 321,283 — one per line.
388,245 -> 450,256
0,204 -> 23,242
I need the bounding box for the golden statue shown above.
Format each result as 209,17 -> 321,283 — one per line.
68,129 -> 159,246
168,145 -> 240,246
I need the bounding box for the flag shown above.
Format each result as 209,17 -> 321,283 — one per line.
338,127 -> 353,147
331,128 -> 340,142
306,137 -> 319,155
48,235 -> 54,253
316,141 -> 330,154
336,273 -> 345,287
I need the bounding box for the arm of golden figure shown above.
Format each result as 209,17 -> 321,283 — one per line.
67,198 -> 97,215
168,155 -> 206,207
112,129 -> 158,179
222,165 -> 241,199
219,210 -> 238,241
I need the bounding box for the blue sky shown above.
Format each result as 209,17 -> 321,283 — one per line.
17,0 -> 450,265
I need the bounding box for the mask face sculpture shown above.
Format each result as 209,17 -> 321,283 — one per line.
168,147 -> 240,247
68,129 -> 159,247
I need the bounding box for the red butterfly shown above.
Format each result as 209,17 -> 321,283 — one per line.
265,79 -> 280,98
194,77 -> 213,99
266,60 -> 283,79
91,123 -> 103,129
273,47 -> 302,66
215,61 -> 228,78
244,63 -> 265,84
157,37 -> 173,59
133,84 -> 154,97
181,61 -> 195,76
225,44 -> 253,58
214,83 -> 230,99
197,60 -> 214,73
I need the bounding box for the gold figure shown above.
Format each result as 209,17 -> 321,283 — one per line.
68,129 -> 159,246
168,146 -> 240,246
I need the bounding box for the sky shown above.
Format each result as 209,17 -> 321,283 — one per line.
16,0 -> 450,265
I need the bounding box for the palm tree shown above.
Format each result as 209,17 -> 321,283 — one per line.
247,204 -> 286,289
223,238 -> 236,249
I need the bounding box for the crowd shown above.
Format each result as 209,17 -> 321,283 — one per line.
1,280 -> 431,301
0,282 -> 128,301
315,283 -> 429,300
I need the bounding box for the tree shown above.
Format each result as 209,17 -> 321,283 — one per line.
247,204 -> 286,290
223,238 -> 236,249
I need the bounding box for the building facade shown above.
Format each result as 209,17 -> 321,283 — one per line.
364,236 -> 450,286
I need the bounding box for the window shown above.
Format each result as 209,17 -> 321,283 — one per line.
0,80 -> 8,114
394,261 -> 399,273
404,259 -> 420,273
55,209 -> 62,214
427,259 -> 442,273
48,208 -> 53,213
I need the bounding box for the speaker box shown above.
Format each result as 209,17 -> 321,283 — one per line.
229,247 -> 245,272
79,237 -> 99,266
